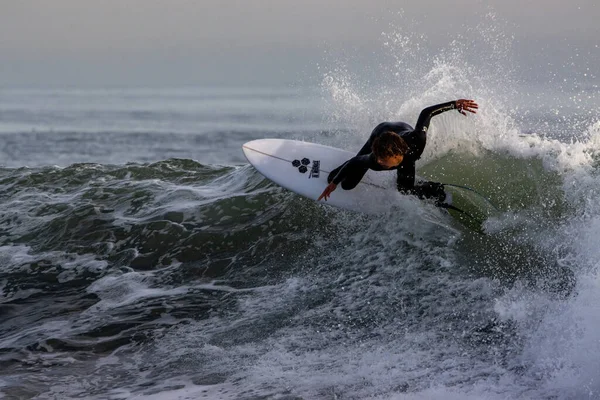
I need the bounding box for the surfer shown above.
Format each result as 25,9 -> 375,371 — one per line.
317,99 -> 479,203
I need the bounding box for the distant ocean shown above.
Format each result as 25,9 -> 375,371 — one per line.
1,40 -> 600,400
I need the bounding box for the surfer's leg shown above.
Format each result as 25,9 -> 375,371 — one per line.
396,160 -> 416,192
395,160 -> 445,203
413,181 -> 447,204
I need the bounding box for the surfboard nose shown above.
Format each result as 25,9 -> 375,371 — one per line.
242,139 -> 293,165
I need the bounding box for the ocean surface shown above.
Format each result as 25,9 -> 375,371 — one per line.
2,38 -> 600,400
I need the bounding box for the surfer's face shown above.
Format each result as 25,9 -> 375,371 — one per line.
377,154 -> 404,168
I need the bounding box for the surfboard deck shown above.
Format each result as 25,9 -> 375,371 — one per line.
242,139 -> 408,213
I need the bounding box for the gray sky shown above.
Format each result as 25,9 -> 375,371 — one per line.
1,0 -> 598,86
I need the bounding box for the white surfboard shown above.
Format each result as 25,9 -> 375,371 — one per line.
242,138 -> 403,213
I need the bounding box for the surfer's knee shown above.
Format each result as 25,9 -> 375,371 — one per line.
413,181 -> 446,201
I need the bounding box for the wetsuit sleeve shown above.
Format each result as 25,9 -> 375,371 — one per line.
355,139 -> 373,156
332,156 -> 370,185
413,101 -> 456,135
396,160 -> 416,191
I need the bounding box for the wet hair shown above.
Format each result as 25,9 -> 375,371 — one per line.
371,131 -> 409,159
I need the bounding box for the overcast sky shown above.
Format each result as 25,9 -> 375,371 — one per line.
1,0 -> 598,86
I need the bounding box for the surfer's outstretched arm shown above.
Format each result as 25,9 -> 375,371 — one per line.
414,99 -> 478,134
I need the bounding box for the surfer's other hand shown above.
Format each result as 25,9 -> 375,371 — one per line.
318,182 -> 337,201
455,99 -> 478,116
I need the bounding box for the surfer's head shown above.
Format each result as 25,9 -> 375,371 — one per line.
372,131 -> 408,168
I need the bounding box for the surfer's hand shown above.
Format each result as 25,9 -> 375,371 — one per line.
318,182 -> 337,201
455,99 -> 478,116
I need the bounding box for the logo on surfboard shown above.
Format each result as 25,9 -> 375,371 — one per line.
292,158 -> 320,178
310,160 -> 320,178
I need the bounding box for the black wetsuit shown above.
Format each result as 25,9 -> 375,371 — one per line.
327,101 -> 457,202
